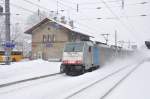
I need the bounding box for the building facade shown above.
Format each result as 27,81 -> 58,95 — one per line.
25,18 -> 90,61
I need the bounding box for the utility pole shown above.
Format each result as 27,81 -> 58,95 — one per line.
37,8 -> 42,21
115,30 -> 117,47
128,40 -> 130,48
114,30 -> 118,57
37,0 -> 42,21
127,41 -> 135,49
5,0 -> 11,65
101,33 -> 110,45
118,40 -> 125,48
77,4 -> 79,12
121,0 -> 124,9
56,0 -> 59,15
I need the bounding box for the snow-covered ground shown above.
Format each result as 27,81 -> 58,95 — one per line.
0,59 -> 61,85
0,49 -> 149,99
105,49 -> 150,99
106,61 -> 150,99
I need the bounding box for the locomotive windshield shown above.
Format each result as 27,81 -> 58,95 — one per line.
64,43 -> 84,52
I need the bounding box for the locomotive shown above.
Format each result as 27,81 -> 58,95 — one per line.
60,41 -> 129,76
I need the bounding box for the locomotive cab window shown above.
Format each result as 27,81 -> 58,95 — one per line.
64,43 -> 84,52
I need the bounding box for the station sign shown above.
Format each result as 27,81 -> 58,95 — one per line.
2,41 -> 15,48
46,42 -> 53,48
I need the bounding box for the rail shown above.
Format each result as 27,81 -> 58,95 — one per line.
0,72 -> 62,88
65,60 -> 144,99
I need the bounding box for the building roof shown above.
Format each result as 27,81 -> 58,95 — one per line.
24,18 -> 93,37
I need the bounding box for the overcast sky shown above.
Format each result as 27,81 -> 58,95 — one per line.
1,0 -> 150,47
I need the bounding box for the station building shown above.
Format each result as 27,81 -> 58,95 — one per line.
25,18 -> 91,61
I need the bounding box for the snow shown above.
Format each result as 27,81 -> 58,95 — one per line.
69,62 -> 139,99
105,49 -> 150,99
106,61 -> 150,99
0,50 -> 150,99
0,59 -> 61,85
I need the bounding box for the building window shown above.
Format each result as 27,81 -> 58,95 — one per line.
43,35 -> 47,43
52,34 -> 56,42
48,35 -> 51,42
48,27 -> 51,30
47,34 -> 56,42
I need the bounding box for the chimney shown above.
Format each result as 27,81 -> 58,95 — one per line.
53,16 -> 57,21
69,20 -> 74,28
60,16 -> 66,24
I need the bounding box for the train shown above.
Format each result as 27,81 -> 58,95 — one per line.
0,51 -> 23,63
60,41 -> 132,76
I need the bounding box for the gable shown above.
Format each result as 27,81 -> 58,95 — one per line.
24,18 -> 91,38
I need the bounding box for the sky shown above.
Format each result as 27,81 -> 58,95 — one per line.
0,0 -> 150,47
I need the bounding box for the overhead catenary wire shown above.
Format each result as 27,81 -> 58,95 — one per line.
58,0 -> 77,5
56,2 -> 108,37
9,0 -> 149,44
10,2 -> 102,37
19,0 -> 149,15
59,0 -> 122,5
50,0 -> 107,37
10,3 -> 37,14
78,1 -> 149,11
55,1 -> 109,32
10,1 -> 149,26
54,0 -> 150,19
57,1 -> 76,10
80,1 -> 149,5
120,6 -> 144,41
58,0 -> 149,8
22,0 -> 51,11
56,0 -> 150,44
99,0 -> 140,41
76,14 -> 148,21
107,1 -> 149,8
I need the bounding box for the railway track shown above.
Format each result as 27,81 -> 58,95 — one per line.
65,60 -> 145,99
0,72 -> 62,88
100,60 -> 144,99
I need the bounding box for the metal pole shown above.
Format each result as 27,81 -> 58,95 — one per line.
77,4 -> 79,12
115,30 -> 118,57
101,33 -> 110,45
56,0 -> 58,14
5,0 -> 11,65
128,40 -> 131,49
115,30 -> 117,47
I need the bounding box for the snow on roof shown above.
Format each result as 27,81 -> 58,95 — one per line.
24,18 -> 93,37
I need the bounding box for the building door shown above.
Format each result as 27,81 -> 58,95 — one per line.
37,51 -> 42,59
